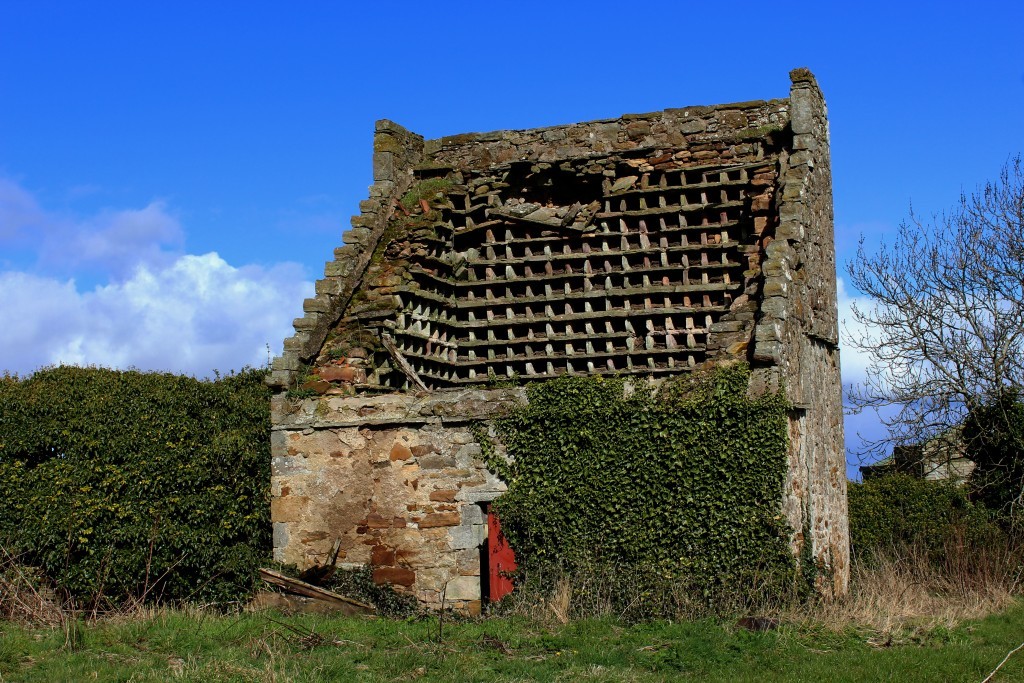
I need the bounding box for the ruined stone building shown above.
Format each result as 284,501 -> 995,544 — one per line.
268,69 -> 848,612
860,429 -> 975,483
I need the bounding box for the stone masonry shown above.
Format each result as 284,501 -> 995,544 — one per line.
269,69 -> 848,611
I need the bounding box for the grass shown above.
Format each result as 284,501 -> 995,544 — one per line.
1,601 -> 1024,682
3,534 -> 1022,681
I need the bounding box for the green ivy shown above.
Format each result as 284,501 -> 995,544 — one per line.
0,366 -> 271,607
486,363 -> 797,608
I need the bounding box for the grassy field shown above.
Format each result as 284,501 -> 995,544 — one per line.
1,601 -> 1023,682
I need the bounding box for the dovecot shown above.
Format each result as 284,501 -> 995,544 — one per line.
268,68 -> 848,613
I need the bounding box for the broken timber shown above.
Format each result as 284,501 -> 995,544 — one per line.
381,332 -> 429,391
258,568 -> 375,614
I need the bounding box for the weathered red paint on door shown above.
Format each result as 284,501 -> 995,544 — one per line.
487,509 -> 517,602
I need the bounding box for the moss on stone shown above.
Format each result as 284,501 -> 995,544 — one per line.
373,134 -> 407,155
399,177 -> 454,211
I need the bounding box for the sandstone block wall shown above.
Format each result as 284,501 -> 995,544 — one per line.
751,69 -> 848,595
271,388 -> 520,612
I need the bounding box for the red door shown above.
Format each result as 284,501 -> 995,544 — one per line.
487,508 -> 517,602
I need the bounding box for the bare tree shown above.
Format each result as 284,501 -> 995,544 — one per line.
845,157 -> 1024,459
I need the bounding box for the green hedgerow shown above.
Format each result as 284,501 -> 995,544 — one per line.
0,366 -> 272,607
848,474 -> 1002,561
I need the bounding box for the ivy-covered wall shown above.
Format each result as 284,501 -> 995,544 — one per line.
487,363 -> 797,601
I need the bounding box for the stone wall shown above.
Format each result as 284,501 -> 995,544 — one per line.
424,98 -> 788,169
267,121 -> 424,390
271,388 -> 521,612
751,69 -> 848,595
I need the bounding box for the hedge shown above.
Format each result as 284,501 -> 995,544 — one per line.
848,474 -> 1001,560
0,366 -> 271,607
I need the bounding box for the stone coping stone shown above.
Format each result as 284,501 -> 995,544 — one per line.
425,97 -> 790,150
272,387 -> 527,430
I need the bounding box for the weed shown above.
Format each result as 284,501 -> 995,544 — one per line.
485,369 -> 521,389
324,566 -> 419,619
285,387 -> 317,400
399,178 -> 453,212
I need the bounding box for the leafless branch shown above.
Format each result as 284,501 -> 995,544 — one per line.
844,157 -> 1024,458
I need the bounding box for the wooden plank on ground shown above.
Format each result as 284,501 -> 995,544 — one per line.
258,569 -> 375,614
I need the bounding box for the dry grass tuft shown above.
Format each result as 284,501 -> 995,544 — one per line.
496,531 -> 1024,637
790,536 -> 1023,636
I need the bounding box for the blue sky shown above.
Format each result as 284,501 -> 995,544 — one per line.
2,1 -> 1023,474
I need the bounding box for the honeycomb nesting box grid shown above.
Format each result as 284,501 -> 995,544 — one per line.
378,159 -> 776,388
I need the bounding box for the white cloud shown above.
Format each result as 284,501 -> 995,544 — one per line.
837,276 -> 873,387
0,177 -> 313,377
56,201 -> 185,278
1,178 -> 185,278
1,253 -> 311,377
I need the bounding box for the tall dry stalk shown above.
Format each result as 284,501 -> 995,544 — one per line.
0,544 -> 68,627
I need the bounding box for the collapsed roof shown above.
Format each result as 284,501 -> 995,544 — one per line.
270,71 -> 833,396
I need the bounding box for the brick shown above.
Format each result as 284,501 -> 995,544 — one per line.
390,444 -> 413,461
444,575 -> 480,601
299,380 -> 330,395
319,366 -> 359,383
429,489 -> 457,503
727,341 -> 749,356
364,513 -> 392,529
373,567 -> 415,587
371,545 -> 396,566
270,495 -> 308,523
419,454 -> 456,470
343,226 -> 371,243
302,297 -> 331,314
625,121 -> 651,140
678,118 -> 706,134
418,512 -> 460,528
